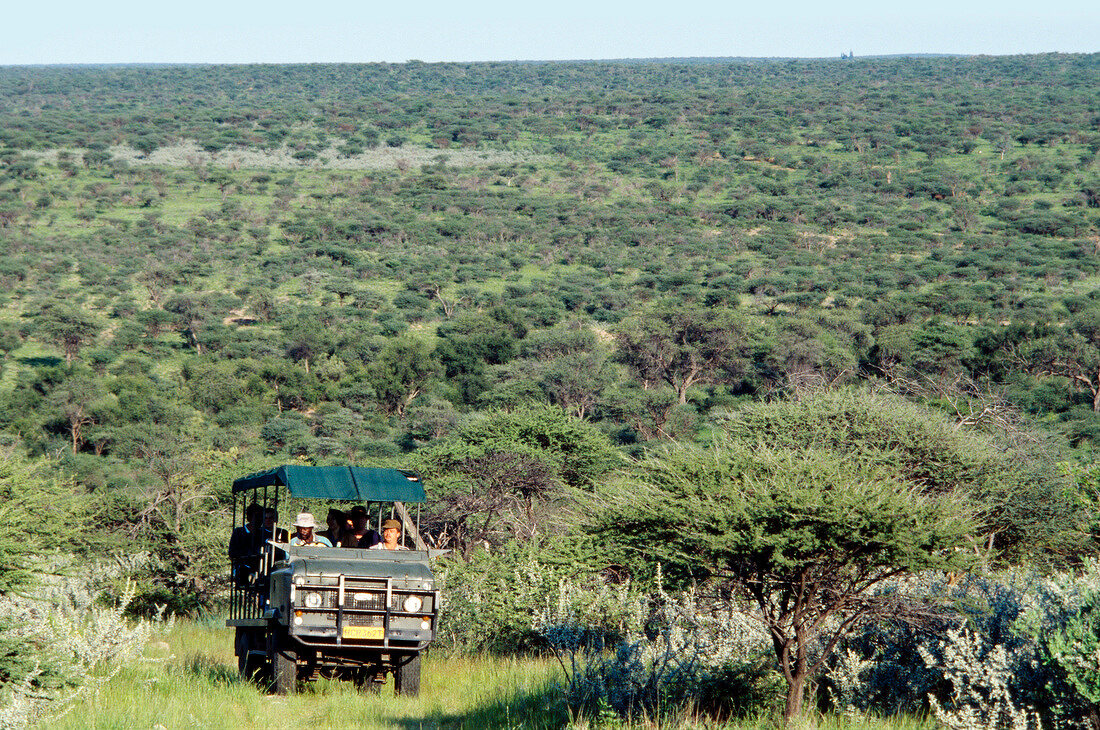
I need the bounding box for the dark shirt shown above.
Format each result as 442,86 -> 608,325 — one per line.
228,524 -> 256,559
265,527 -> 290,543
264,527 -> 290,561
229,525 -> 262,586
344,529 -> 381,549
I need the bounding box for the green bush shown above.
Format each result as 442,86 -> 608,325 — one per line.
436,542 -> 592,654
1044,585 -> 1100,715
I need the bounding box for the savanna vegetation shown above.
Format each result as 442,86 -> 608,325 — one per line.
3,53 -> 1100,727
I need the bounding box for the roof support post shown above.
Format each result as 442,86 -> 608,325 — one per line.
393,501 -> 428,550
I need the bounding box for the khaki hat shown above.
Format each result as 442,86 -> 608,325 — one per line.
293,512 -> 319,529
381,518 -> 401,531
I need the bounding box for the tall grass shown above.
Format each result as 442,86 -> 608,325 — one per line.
45,623 -> 564,730
40,622 -> 938,730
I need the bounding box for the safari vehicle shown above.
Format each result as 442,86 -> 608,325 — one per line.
227,465 -> 440,696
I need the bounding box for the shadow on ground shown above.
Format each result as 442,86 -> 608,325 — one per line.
17,356 -> 63,368
400,684 -> 568,730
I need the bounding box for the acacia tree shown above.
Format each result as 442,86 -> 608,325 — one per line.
164,293 -> 212,355
419,448 -> 560,550
128,437 -> 246,604
613,304 -> 758,404
36,303 -> 100,364
164,292 -> 237,355
46,374 -> 107,454
366,337 -> 438,416
987,312 -> 1100,413
713,388 -> 1076,561
486,322 -> 618,419
417,405 -> 618,551
592,442 -> 976,723
1049,309 -> 1100,413
0,450 -> 92,594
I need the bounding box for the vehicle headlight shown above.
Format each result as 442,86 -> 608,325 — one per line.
304,592 -> 323,608
403,595 -> 423,612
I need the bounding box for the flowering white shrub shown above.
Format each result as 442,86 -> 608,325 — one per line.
536,568 -> 779,722
827,566 -> 1100,729
0,555 -> 172,729
923,627 -> 1041,730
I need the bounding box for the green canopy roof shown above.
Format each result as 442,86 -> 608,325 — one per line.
232,465 -> 425,502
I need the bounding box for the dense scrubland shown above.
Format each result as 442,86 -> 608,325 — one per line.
3,54 -> 1100,727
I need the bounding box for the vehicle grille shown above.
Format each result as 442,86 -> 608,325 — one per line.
299,580 -> 427,614
344,614 -> 383,627
302,583 -> 386,610
346,592 -> 386,610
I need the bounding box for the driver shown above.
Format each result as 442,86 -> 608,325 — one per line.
290,513 -> 332,547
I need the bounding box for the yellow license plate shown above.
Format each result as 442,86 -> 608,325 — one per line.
343,626 -> 384,640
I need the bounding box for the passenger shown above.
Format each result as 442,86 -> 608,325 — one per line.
263,507 -> 290,543
369,519 -> 409,551
228,503 -> 264,585
316,508 -> 345,546
345,505 -> 381,548
263,507 -> 290,561
290,513 -> 332,547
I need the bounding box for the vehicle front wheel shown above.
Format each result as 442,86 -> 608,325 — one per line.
394,653 -> 420,697
272,637 -> 297,695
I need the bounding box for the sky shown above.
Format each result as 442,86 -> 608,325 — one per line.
4,0 -> 1098,65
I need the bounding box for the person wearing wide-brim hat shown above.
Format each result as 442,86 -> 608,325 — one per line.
369,518 -> 409,551
290,512 -> 332,547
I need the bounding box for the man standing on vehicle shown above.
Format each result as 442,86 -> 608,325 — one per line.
370,519 -> 409,551
263,507 -> 289,542
263,507 -> 290,561
229,503 -> 264,585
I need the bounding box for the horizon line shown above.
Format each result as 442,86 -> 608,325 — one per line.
6,51 -> 1099,69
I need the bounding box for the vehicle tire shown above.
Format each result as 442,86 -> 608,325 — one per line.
272,636 -> 297,695
236,629 -> 261,680
394,653 -> 421,697
236,628 -> 249,676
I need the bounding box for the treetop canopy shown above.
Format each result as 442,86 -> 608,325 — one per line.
232,465 -> 425,503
